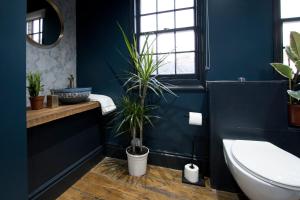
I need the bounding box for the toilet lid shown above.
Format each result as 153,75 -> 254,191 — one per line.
231,140 -> 300,190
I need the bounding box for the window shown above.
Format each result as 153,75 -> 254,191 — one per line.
135,0 -> 204,81
277,0 -> 300,67
26,9 -> 45,44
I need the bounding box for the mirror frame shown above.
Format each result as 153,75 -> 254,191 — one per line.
26,0 -> 64,48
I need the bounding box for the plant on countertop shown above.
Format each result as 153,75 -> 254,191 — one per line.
271,31 -> 300,102
27,72 -> 44,97
271,31 -> 300,126
115,25 -> 177,176
27,71 -> 44,110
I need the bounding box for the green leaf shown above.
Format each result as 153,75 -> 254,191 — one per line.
285,46 -> 299,63
270,63 -> 293,79
295,60 -> 300,71
288,90 -> 300,101
115,24 -> 178,146
26,71 -> 43,97
290,31 -> 300,58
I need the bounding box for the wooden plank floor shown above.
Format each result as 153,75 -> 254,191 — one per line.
58,157 -> 239,200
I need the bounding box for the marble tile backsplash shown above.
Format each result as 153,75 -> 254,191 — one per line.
26,0 -> 76,106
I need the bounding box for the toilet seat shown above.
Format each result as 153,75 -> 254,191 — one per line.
231,140 -> 300,191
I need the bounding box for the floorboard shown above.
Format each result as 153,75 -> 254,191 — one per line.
58,157 -> 239,200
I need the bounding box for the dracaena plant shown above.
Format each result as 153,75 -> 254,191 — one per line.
271,31 -> 300,103
27,72 -> 44,97
115,25 -> 176,154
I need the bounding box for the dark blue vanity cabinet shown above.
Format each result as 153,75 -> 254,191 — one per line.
27,108 -> 104,200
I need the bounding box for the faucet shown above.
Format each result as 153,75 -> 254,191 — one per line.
238,77 -> 246,82
68,74 -> 75,88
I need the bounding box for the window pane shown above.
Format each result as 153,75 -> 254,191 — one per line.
40,18 -> 43,32
140,0 -> 156,14
158,12 -> 174,31
27,22 -> 32,34
139,34 -> 156,53
141,14 -> 156,32
157,0 -> 174,12
176,30 -> 195,51
157,32 -> 175,53
158,54 -> 175,75
152,55 -> 158,75
33,19 -> 40,33
281,0 -> 300,18
33,34 -> 39,43
176,52 -> 195,74
282,21 -> 300,47
176,0 -> 194,9
176,9 -> 194,28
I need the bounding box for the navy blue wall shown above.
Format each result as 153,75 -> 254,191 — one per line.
208,0 -> 275,80
77,0 -> 275,172
0,0 -> 27,199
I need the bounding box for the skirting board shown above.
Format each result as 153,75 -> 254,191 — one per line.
105,144 -> 209,176
29,146 -> 104,200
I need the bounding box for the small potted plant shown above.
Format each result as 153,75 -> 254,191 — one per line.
27,72 -> 44,110
115,25 -> 176,176
271,31 -> 300,126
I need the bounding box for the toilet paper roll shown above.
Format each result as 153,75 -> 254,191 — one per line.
189,112 -> 202,126
184,164 -> 199,183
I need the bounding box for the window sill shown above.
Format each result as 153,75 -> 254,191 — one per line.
162,79 -> 206,91
168,84 -> 205,91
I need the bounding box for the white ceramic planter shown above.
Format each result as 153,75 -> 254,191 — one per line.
126,146 -> 149,177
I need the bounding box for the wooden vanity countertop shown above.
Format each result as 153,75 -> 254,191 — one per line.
26,101 -> 100,128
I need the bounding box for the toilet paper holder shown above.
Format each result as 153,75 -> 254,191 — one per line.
182,136 -> 205,187
182,165 -> 205,187
184,113 -> 206,124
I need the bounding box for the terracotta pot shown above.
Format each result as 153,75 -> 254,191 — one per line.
29,96 -> 44,110
288,104 -> 300,126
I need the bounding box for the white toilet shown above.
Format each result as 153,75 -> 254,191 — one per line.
223,139 -> 300,200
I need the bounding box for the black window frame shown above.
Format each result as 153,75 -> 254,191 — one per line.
134,0 -> 206,87
274,0 -> 300,63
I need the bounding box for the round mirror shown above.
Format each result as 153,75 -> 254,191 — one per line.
26,0 -> 64,48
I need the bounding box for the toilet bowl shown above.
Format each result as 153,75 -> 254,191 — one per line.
223,139 -> 300,200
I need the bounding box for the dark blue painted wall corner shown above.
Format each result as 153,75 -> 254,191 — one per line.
0,0 -> 27,199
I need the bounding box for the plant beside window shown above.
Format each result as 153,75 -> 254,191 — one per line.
115,25 -> 176,176
27,72 -> 44,110
271,31 -> 300,126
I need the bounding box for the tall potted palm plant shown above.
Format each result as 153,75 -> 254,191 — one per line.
271,31 -> 300,126
116,25 -> 176,176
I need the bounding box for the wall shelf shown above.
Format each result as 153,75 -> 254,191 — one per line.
26,101 -> 100,128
